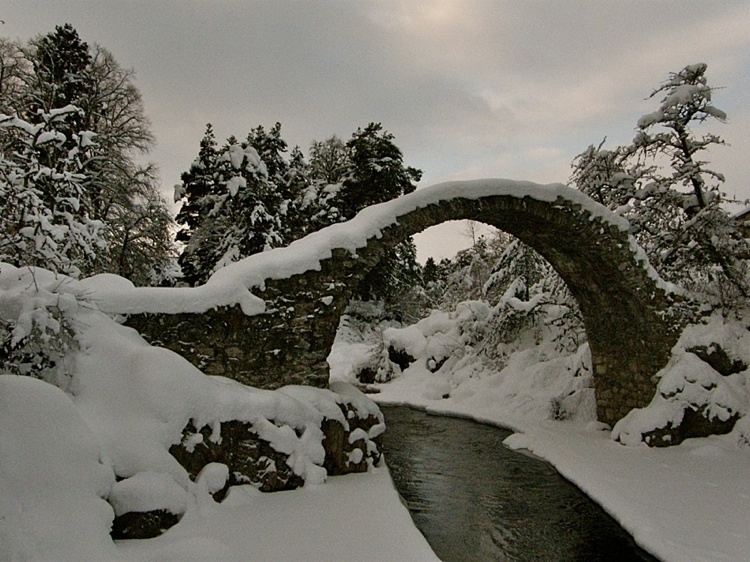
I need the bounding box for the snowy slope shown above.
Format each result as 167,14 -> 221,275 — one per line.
340,309 -> 750,562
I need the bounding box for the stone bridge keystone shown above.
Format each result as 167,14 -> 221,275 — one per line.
126,179 -> 690,426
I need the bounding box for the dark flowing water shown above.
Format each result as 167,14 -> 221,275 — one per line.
380,405 -> 658,562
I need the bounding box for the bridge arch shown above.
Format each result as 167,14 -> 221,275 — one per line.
128,179 -> 688,425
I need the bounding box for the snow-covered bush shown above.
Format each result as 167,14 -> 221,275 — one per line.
422,234 -> 585,374
0,109 -> 106,278
385,300 -> 491,375
329,301 -> 405,384
0,264 -> 80,386
613,315 -> 750,446
362,298 -> 596,422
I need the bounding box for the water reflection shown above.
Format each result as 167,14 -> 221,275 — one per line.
380,406 -> 657,562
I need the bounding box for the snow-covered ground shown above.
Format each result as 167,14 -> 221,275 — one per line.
2,176 -> 749,561
329,317 -> 750,562
116,465 -> 437,562
0,265 -> 437,562
1,368 -> 436,562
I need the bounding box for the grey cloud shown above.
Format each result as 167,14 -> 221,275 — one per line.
2,0 -> 749,231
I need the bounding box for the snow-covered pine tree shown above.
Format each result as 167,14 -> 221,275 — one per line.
572,64 -> 749,307
176,137 -> 284,285
298,135 -> 348,233
358,238 -> 425,322
337,122 -> 422,220
629,63 -> 748,304
247,123 -> 311,243
247,123 -> 288,187
2,24 -> 174,284
175,124 -> 220,247
0,108 -> 104,277
20,24 -> 92,146
279,145 -> 314,241
338,123 -> 423,312
634,63 -> 726,212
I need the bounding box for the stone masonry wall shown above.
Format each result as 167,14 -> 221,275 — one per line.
127,193 -> 694,425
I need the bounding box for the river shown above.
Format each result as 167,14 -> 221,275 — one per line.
380,405 -> 658,562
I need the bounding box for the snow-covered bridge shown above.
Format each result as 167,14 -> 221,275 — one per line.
115,179 -> 687,425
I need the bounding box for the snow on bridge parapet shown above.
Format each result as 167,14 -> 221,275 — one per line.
81,178 -> 675,317
118,178 -> 692,426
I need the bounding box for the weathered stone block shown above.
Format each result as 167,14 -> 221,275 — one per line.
169,420 -> 304,494
641,406 -> 739,447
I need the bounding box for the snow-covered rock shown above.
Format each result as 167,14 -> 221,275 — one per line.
613,315 -> 750,446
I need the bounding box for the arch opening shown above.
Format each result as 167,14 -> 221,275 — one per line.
330,193 -> 683,423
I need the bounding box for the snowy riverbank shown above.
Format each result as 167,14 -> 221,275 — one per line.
0,264 -> 438,562
366,364 -> 750,562
116,464 -> 438,562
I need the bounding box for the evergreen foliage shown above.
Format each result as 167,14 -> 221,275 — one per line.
335,123 -> 423,310
0,24 -> 174,285
0,108 -> 105,277
571,63 -> 748,308
337,123 -> 422,220
174,124 -> 219,245
176,136 -> 283,286
175,121 -> 424,305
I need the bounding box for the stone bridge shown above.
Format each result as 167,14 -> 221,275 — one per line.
125,179 -> 690,425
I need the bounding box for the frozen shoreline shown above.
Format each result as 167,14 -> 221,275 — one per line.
118,463 -> 439,562
370,377 -> 750,562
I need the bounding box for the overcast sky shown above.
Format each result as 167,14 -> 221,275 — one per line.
3,1 -> 750,260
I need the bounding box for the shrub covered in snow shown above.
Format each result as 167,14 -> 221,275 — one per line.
613,315 -> 750,446
0,265 -> 80,386
334,296 -> 597,423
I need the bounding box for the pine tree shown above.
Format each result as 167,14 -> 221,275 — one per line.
0,109 -> 104,277
247,123 -> 288,187
297,136 -> 348,234
633,63 -> 726,212
22,24 -> 91,144
281,145 -> 313,241
175,123 -> 220,245
336,123 -> 424,310
247,123 -> 314,243
0,24 -> 174,284
571,63 -> 749,308
176,136 -> 284,285
337,123 -> 422,220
